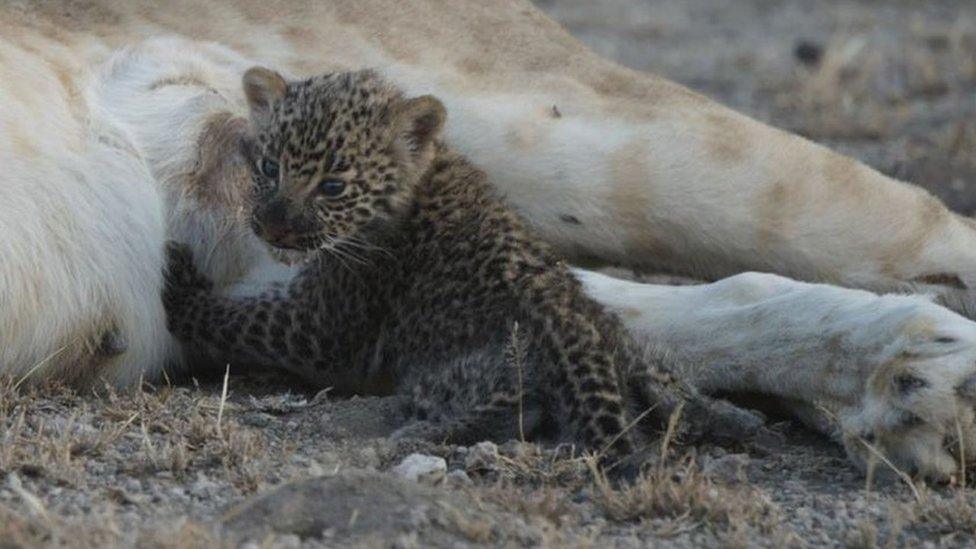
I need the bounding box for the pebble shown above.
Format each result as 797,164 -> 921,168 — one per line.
702,453 -> 750,484
445,469 -> 472,487
499,440 -> 538,460
464,441 -> 499,472
190,472 -> 218,498
392,454 -> 447,484
241,411 -> 273,428
124,478 -> 141,493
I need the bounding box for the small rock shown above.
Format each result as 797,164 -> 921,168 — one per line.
272,534 -> 303,548
464,441 -> 499,472
391,454 -> 447,484
124,478 -> 141,493
241,411 -> 273,428
499,440 -> 538,460
218,470 -> 501,545
702,453 -> 750,484
190,473 -> 218,498
445,470 -> 472,488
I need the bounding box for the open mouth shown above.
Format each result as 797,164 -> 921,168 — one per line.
263,232 -> 327,252
267,239 -> 304,251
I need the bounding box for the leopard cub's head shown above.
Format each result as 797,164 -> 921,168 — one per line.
241,67 -> 446,250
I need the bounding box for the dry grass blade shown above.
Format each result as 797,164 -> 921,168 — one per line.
955,417 -> 966,487
598,403 -> 658,473
660,402 -> 684,464
815,405 -> 922,502
508,322 -> 526,443
13,344 -> 69,391
858,439 -> 922,503
7,472 -> 52,524
216,365 -> 230,440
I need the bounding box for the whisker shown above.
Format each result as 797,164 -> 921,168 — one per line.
342,234 -> 394,257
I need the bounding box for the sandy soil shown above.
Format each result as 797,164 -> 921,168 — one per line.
2,1 -> 976,547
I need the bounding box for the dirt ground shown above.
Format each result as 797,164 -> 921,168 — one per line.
3,1 -> 976,547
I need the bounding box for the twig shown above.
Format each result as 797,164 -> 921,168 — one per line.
508,322 -> 526,443
955,417 -> 966,487
217,365 -> 230,440
660,402 -> 685,465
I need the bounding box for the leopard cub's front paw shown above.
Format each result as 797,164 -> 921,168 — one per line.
162,241 -> 214,331
163,242 -> 213,297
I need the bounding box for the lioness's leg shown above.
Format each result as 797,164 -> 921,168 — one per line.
575,269 -> 976,479
440,94 -> 976,311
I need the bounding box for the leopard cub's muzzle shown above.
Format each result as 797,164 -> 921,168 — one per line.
251,198 -> 312,250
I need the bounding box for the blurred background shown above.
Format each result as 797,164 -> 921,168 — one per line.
534,0 -> 976,213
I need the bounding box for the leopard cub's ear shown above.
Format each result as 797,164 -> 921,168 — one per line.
242,67 -> 288,125
393,95 -> 446,158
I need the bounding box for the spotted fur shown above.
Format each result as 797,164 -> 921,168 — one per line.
163,68 -> 761,465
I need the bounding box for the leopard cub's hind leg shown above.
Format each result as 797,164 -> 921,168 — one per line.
392,346 -> 535,445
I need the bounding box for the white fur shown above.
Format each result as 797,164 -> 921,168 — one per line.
576,269 -> 976,477
0,39 -> 172,385
0,37 -> 290,385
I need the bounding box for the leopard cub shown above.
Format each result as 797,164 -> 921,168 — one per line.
163,67 -> 760,467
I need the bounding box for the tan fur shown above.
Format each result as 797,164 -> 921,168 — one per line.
607,139 -> 675,263
703,112 -> 751,164
3,0 -> 972,297
188,114 -> 253,213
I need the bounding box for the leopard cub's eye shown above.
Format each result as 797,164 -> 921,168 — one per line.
259,157 -> 279,179
319,179 -> 347,198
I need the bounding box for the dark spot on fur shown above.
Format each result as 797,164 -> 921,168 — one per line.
794,40 -> 824,67
895,374 -> 928,394
900,412 -> 924,429
96,329 -> 127,357
912,273 -> 968,290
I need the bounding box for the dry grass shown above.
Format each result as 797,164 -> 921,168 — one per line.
0,503 -> 219,549
589,454 -> 785,540
0,502 -> 120,549
474,436 -> 793,543
0,375 -> 273,547
910,491 -> 976,540
764,18 -> 976,140
0,376 -> 266,489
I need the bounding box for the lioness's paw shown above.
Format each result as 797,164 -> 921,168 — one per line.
839,298 -> 976,481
